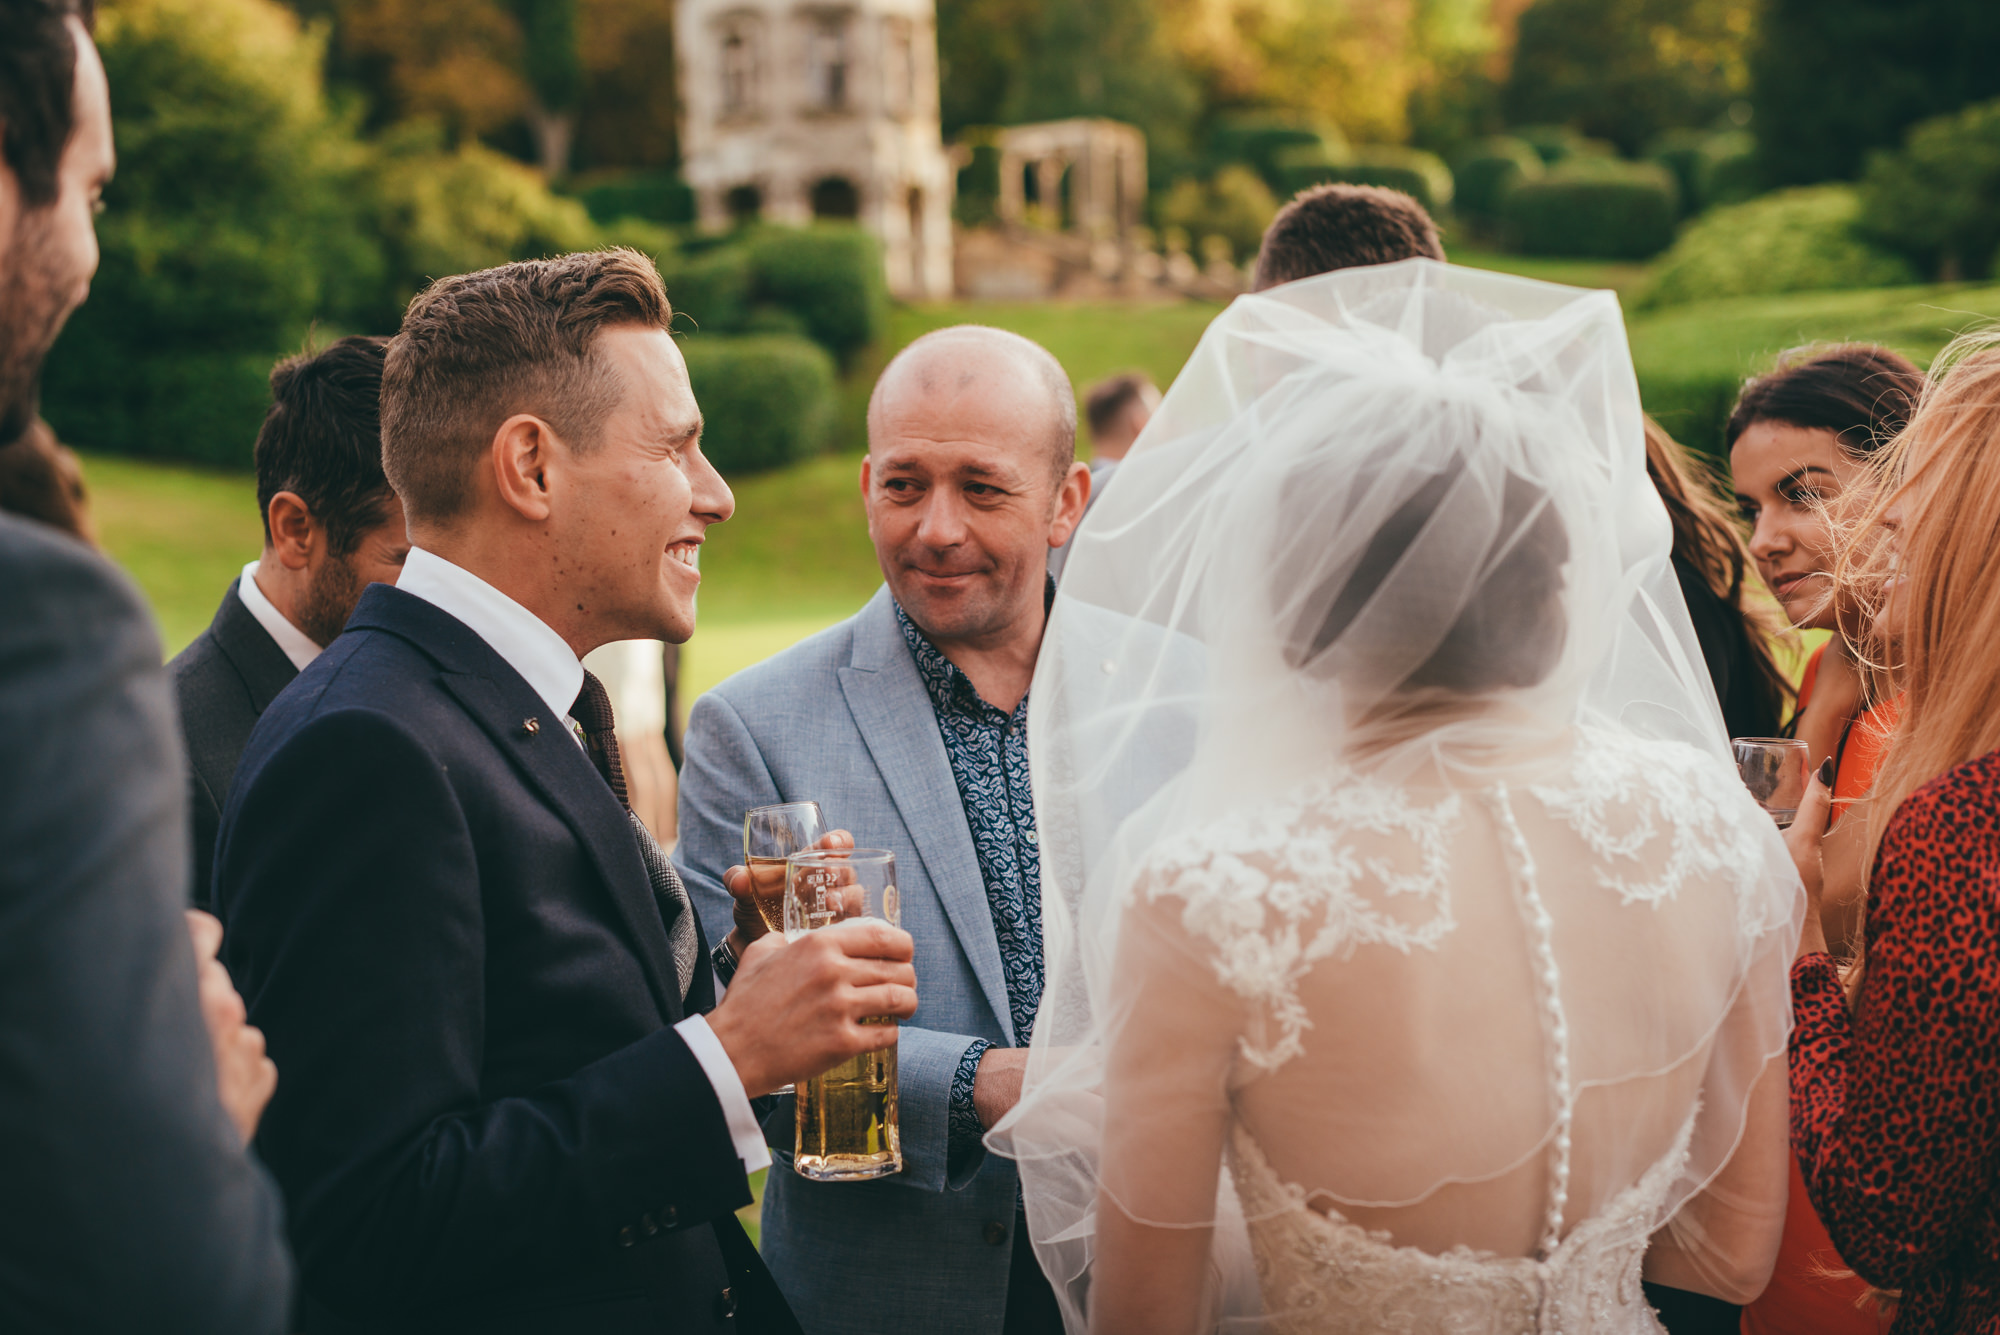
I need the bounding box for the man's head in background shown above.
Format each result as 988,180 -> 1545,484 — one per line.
1084,371 -> 1159,466
254,336 -> 409,647
0,0 -> 111,443
1251,183 -> 1444,292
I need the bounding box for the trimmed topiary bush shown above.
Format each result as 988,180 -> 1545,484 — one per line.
659,247 -> 755,336
574,170 -> 697,227
678,335 -> 837,475
1637,185 -> 1919,310
1503,162 -> 1680,259
1453,136 -> 1544,226
745,226 -> 888,366
1860,98 -> 2000,281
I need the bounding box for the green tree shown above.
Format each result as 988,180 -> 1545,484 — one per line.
1860,99 -> 2000,280
43,0 -> 382,462
510,0 -> 583,177
1000,0 -> 1199,151
1752,0 -> 2000,186
1503,0 -> 1754,156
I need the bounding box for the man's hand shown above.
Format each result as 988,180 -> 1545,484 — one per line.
974,1047 -> 1029,1131
184,911 -> 278,1144
721,827 -> 855,959
705,918 -> 918,1097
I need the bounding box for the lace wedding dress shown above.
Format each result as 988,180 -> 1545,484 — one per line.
990,262 -> 1803,1333
1144,730 -> 1775,1333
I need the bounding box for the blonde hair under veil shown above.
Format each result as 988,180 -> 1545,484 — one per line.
989,261 -> 1803,1331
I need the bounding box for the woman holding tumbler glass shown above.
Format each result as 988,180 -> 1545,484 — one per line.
1783,335 -> 2000,1335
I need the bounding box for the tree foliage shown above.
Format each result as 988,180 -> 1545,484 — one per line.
1752,0 -> 2000,187
1503,0 -> 1753,157
1860,100 -> 2000,281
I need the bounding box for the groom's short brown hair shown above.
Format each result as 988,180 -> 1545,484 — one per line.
382,248 -> 672,523
1252,184 -> 1444,291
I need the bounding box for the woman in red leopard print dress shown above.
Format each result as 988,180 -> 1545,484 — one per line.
1786,338 -> 2000,1335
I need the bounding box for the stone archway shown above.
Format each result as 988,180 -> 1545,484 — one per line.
810,176 -> 860,219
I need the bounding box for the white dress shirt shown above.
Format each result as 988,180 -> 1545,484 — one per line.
237,560 -> 323,672
395,546 -> 769,1174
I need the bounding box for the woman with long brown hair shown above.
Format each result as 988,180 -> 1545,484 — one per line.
1732,346 -> 1924,1335
1787,334 -> 2000,1334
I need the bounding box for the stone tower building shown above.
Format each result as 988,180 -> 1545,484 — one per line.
675,0 -> 955,299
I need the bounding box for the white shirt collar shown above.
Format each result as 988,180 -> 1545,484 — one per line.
237,560 -> 323,673
394,546 -> 584,729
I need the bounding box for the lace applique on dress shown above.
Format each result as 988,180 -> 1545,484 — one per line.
1225,1111 -> 1694,1335
1139,775 -> 1463,1070
1529,730 -> 1772,919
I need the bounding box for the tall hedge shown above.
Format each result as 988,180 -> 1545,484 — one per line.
1503,163 -> 1680,259
679,336 -> 837,474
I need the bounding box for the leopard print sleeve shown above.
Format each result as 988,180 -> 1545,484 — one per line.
1790,749 -> 2000,1323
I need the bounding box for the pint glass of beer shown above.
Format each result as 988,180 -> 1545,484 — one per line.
785,848 -> 901,1182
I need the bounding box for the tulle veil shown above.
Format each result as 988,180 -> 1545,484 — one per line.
990,260 -> 1803,1330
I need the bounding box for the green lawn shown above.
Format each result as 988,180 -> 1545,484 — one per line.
84,276 -> 2000,699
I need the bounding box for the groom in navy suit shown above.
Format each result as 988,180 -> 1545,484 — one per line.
214,249 -> 919,1334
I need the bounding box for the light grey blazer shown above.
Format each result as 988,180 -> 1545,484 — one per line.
676,586 -> 1023,1335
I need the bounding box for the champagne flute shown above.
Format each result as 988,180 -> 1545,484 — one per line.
1733,737 -> 1811,829
743,801 -> 827,933
741,802 -> 827,1099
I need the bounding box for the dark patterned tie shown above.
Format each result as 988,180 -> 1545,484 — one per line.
571,670 -> 698,1000
571,670 -> 629,809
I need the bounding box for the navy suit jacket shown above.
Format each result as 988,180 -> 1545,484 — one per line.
215,584 -> 793,1334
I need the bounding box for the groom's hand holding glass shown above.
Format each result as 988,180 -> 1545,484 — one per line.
706,831 -> 917,1098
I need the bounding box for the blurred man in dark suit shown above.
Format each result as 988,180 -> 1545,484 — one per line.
0,1 -> 292,1329
216,249 -> 919,1333
170,336 -> 408,906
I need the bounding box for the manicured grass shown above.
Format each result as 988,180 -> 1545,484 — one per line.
1629,282 -> 2000,382
81,453 -> 262,654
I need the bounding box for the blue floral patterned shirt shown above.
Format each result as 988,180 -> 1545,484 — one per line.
893,597 -> 1046,1168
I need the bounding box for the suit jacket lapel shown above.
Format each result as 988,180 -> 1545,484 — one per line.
211,581 -> 299,713
347,587 -> 684,1022
838,589 -> 1016,1044
440,669 -> 684,1021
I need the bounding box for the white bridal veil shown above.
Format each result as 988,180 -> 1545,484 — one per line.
993,261 -> 1803,1329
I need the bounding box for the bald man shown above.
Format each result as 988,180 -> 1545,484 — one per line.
676,326 -> 1088,1335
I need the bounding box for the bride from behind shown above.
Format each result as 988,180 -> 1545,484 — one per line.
995,261 -> 1803,1332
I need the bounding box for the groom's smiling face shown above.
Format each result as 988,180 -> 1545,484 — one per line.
862,336 -> 1079,647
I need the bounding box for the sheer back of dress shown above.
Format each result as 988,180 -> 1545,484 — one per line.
1121,729 -> 1774,1259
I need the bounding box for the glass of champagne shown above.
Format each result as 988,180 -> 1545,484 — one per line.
784,848 -> 902,1182
743,802 -> 827,933
1733,737 -> 1811,829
